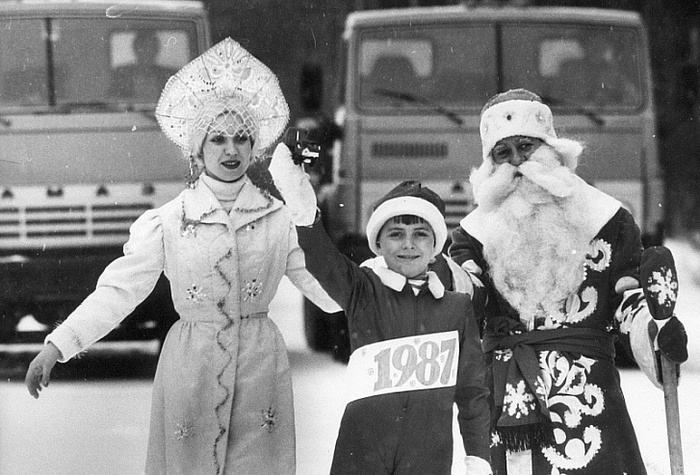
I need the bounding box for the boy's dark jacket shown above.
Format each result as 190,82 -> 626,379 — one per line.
296,219 -> 491,468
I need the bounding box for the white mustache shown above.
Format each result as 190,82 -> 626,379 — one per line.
518,160 -> 575,198
471,146 -> 576,212
471,163 -> 518,212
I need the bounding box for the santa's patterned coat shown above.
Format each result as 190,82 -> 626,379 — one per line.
450,179 -> 657,475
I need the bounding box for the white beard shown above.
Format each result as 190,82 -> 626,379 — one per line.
472,146 -> 590,327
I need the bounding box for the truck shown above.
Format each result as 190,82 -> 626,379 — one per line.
305,5 -> 662,362
0,0 -> 211,349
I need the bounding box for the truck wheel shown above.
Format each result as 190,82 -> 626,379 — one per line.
0,305 -> 15,344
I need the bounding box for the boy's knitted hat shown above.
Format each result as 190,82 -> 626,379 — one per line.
480,88 -> 583,170
366,180 -> 447,257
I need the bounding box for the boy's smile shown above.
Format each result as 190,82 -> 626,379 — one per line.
376,220 -> 435,279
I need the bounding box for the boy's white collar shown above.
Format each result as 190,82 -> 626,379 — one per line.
360,256 -> 445,299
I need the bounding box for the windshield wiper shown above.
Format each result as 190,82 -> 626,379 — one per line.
373,88 -> 464,127
44,102 -> 158,123
539,94 -> 605,127
51,101 -> 131,113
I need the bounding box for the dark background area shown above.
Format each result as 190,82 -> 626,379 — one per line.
202,0 -> 700,240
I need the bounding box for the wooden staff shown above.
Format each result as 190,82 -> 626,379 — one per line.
641,246 -> 685,475
660,355 -> 684,475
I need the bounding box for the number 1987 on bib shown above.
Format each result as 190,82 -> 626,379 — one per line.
372,335 -> 458,392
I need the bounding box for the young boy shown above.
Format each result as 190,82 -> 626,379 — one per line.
269,144 -> 492,475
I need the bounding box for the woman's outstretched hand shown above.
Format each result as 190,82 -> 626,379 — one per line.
25,342 -> 61,399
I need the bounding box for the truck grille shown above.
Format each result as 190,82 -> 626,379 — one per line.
372,141 -> 448,158
443,198 -> 475,231
0,203 -> 152,245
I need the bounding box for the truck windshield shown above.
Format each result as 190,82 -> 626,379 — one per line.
0,17 -> 197,112
358,22 -> 643,112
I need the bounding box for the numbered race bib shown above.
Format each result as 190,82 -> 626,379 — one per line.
345,331 -> 459,403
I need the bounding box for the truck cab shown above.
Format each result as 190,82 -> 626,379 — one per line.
0,0 -> 211,347
306,5 -> 661,360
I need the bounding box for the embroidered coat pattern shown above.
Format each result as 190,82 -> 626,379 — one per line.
450,184 -> 651,475
47,177 -> 340,475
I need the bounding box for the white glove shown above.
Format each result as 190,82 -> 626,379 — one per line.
465,456 -> 492,475
268,142 -> 318,226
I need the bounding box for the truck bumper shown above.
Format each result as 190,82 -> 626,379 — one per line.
0,248 -> 177,344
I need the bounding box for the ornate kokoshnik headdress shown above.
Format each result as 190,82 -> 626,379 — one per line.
155,37 -> 290,158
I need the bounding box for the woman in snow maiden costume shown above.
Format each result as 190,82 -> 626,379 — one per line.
449,88 -> 689,474
25,38 -> 340,475
269,146 -> 492,475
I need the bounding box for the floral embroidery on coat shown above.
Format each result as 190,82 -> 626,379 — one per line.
175,420 -> 195,440
585,239 -> 611,272
539,351 -> 604,471
261,406 -> 277,432
182,222 -> 198,238
186,284 -> 207,302
557,239 -> 613,327
503,380 -> 537,419
564,287 -> 597,324
495,349 -> 513,362
614,288 -> 645,333
242,279 -> 263,301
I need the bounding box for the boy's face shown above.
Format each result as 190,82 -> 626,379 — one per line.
376,219 -> 435,279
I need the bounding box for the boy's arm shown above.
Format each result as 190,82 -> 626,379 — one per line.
454,298 -> 491,469
449,225 -> 487,286
295,214 -> 367,310
269,143 -> 364,311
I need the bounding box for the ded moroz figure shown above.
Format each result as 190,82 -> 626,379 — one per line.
449,88 -> 689,475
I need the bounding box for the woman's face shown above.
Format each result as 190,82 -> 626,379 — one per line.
199,115 -> 254,182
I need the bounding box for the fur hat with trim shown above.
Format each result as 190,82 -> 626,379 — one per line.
480,88 -> 584,170
366,180 -> 447,257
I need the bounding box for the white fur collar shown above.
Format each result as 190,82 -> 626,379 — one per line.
360,256 -> 445,299
182,175 -> 281,230
461,175 -> 621,245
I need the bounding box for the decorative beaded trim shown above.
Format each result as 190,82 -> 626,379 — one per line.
174,420 -> 195,440
260,406 -> 277,432
242,279 -> 263,301
233,189 -> 273,214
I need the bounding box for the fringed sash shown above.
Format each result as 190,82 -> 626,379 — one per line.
482,318 -> 616,451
